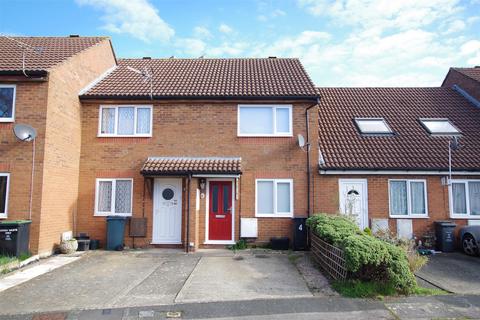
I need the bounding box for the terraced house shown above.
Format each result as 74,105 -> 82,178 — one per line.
1,35 -> 479,255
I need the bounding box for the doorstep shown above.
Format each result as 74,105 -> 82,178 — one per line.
0,252 -> 84,293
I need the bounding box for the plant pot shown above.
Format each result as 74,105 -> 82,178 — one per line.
59,239 -> 78,254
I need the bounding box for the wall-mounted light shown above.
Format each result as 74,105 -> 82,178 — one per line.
199,178 -> 206,191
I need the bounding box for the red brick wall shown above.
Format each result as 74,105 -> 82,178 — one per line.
313,174 -> 470,239
77,100 -> 316,247
442,69 -> 480,102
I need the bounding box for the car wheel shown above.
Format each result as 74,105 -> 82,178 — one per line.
462,234 -> 479,256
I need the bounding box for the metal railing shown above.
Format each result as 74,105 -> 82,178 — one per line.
310,233 -> 348,280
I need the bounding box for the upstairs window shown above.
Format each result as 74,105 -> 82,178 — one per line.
238,105 -> 292,136
0,85 -> 16,122
99,105 -> 152,137
420,119 -> 460,135
95,178 -> 133,216
0,173 -> 9,218
354,118 -> 393,135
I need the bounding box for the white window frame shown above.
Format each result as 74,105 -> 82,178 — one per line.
449,179 -> 480,219
255,179 -> 294,218
388,179 -> 428,218
0,84 -> 16,123
419,118 -> 461,136
98,105 -> 153,137
94,178 -> 133,216
237,104 -> 293,137
354,117 -> 393,135
0,173 -> 10,218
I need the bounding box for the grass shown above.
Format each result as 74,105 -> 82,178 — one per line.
332,280 -> 397,298
332,279 -> 449,298
0,255 -> 17,266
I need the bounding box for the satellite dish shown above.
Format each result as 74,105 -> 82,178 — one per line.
13,124 -> 37,142
297,134 -> 305,148
450,136 -> 461,151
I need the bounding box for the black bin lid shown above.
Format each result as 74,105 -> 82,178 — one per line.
435,220 -> 457,227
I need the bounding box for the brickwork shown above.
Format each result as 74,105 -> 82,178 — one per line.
313,174 -> 471,239
77,100 -> 316,248
0,39 -> 116,255
442,69 -> 480,102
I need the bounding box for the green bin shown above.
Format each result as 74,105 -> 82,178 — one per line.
106,216 -> 127,250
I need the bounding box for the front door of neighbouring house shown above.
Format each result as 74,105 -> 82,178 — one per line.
339,179 -> 368,230
208,181 -> 233,242
152,178 -> 182,244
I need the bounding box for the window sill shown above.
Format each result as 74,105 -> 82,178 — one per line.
256,214 -> 293,218
237,134 -> 293,138
450,215 -> 480,219
389,215 -> 429,219
97,135 -> 152,138
0,215 -> 7,219
0,119 -> 14,123
94,213 -> 132,217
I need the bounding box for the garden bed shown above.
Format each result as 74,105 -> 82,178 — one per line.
307,214 -> 444,298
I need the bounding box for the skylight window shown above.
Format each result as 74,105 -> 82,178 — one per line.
355,118 -> 393,135
420,119 -> 460,135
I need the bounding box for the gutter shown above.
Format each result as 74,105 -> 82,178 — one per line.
79,94 -> 319,101
319,169 -> 480,175
305,97 -> 321,218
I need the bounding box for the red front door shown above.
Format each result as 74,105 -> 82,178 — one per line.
209,181 -> 232,241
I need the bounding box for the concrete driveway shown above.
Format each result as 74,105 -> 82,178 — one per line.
416,252 -> 480,294
0,249 -> 315,315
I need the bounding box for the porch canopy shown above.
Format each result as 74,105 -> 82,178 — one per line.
141,157 -> 242,176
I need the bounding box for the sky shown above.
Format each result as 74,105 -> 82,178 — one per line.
1,0 -> 479,87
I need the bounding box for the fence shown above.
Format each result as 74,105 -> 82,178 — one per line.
310,233 -> 348,280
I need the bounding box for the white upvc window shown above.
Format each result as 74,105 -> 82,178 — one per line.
389,179 -> 428,218
255,179 -> 293,218
98,105 -> 152,137
0,173 -> 10,218
238,105 -> 292,137
449,180 -> 480,219
0,84 -> 16,122
94,178 -> 133,216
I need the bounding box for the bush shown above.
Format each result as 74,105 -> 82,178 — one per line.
307,213 -> 417,294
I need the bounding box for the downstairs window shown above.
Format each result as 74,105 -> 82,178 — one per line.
95,179 -> 133,216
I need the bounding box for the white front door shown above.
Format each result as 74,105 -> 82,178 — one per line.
339,179 -> 368,230
152,178 -> 182,244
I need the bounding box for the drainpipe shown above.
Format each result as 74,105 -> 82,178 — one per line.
305,97 -> 321,218
186,174 -> 191,253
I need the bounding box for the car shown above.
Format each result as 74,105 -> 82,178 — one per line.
459,225 -> 480,256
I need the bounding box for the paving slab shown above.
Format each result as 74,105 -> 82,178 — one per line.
175,253 -> 313,303
416,252 -> 480,294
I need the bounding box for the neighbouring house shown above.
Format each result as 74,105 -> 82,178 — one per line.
314,87 -> 480,241
77,58 -> 318,250
442,66 -> 480,103
0,36 -> 116,256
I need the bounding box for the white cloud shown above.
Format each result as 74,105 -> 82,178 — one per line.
219,23 -> 233,34
76,0 -> 174,42
444,20 -> 466,34
193,26 -> 212,39
175,38 -> 207,56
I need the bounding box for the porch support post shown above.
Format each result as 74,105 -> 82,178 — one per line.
186,174 -> 191,253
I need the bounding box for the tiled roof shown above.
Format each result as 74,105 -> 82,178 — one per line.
317,87 -> 480,171
453,67 -> 480,83
141,157 -> 242,175
81,58 -> 317,99
0,36 -> 108,73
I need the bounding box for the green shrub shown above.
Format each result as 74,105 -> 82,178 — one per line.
307,213 -> 417,294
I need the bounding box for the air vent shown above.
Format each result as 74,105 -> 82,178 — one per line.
69,34 -> 79,38
143,57 -> 151,60
268,56 -> 277,59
